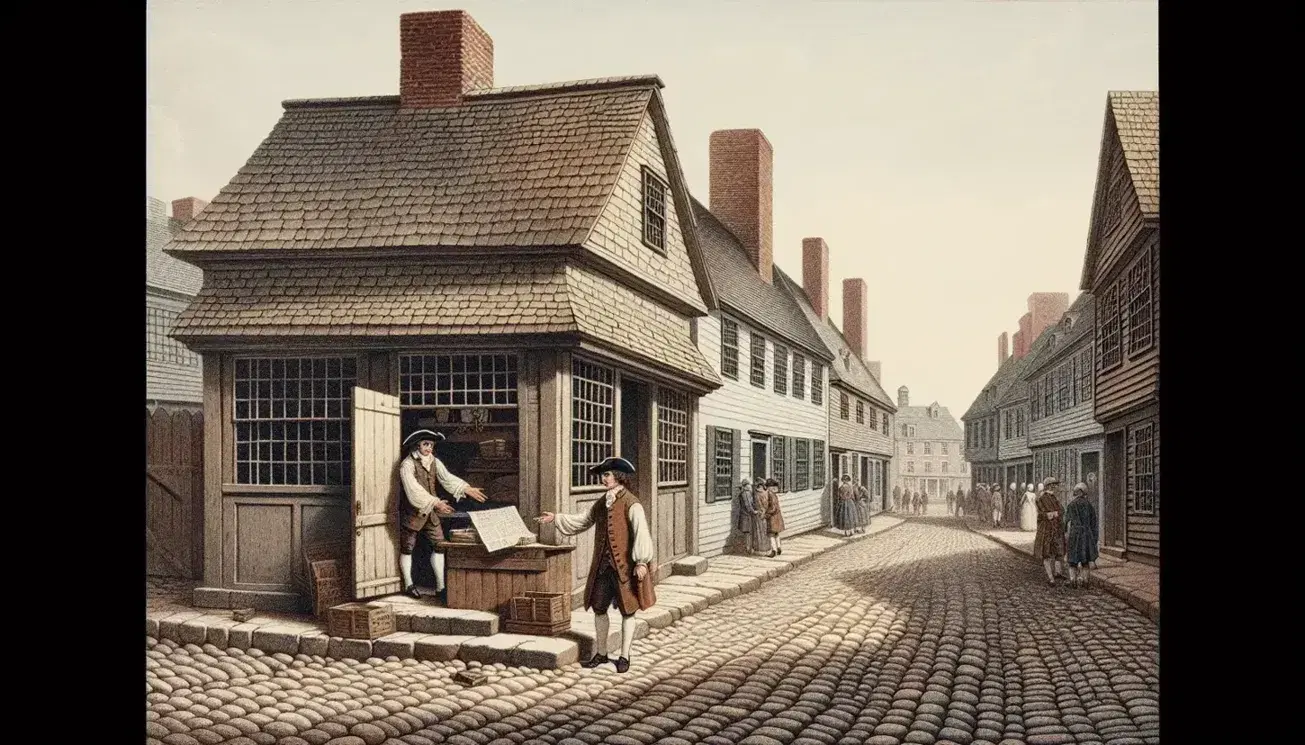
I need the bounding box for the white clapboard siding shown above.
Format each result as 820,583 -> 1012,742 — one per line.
695,311 -> 830,558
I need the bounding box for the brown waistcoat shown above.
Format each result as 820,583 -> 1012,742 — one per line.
399,456 -> 445,532
584,488 -> 656,613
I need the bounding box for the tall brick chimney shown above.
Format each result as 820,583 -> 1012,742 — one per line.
400,10 -> 494,109
998,332 -> 1009,367
802,238 -> 830,320
897,386 -> 910,408
842,278 -> 868,360
1016,313 -> 1032,359
1012,330 -> 1025,360
172,197 -> 208,223
1028,292 -> 1070,342
709,129 -> 774,283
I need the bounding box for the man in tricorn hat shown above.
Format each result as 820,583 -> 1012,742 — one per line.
397,429 -> 487,601
1032,477 -> 1067,585
537,456 -> 655,674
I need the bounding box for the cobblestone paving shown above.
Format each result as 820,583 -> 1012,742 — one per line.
146,519 -> 1159,745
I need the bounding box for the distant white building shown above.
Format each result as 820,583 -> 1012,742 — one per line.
146,196 -> 206,409
893,387 -> 966,498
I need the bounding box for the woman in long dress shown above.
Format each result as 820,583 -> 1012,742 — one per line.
765,478 -> 786,556
834,475 -> 858,536
733,479 -> 758,555
1032,478 -> 1068,585
750,482 -> 772,555
1064,482 -> 1100,587
1020,483 -> 1038,531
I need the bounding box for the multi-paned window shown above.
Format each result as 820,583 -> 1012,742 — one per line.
942,443 -> 949,455
811,364 -> 823,405
641,166 -> 668,252
1030,385 -> 1041,422
771,435 -> 787,492
400,354 -> 518,407
1016,410 -> 1026,437
1043,377 -> 1055,422
656,387 -> 688,485
1099,283 -> 1122,370
840,391 -> 850,420
924,442 -> 932,455
925,462 -> 933,473
720,318 -> 740,380
1129,422 -> 1157,515
1003,410 -> 1012,439
711,427 -> 735,503
792,355 -> 806,399
234,357 -> 357,486
1056,362 -> 1072,410
1127,248 -> 1154,355
907,461 -> 914,473
147,306 -> 200,366
794,439 -> 810,490
571,359 -> 615,488
881,413 -> 889,435
856,400 -> 865,424
907,442 -> 914,455
773,344 -> 789,395
942,462 -> 949,473
750,333 -> 767,388
1077,346 -> 1094,402
812,439 -> 826,489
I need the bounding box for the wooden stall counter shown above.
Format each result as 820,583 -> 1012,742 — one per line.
435,541 -> 575,618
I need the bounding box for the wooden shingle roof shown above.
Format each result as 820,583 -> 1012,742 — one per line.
898,404 -> 964,441
1110,91 -> 1159,219
146,197 -> 202,297
165,77 -> 664,255
1019,292 -> 1095,380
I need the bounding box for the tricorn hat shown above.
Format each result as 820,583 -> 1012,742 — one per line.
1044,477 -> 1060,486
402,429 -> 446,450
765,477 -> 780,488
587,456 -> 636,476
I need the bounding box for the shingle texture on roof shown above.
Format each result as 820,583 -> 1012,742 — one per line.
963,353 -> 1032,420
774,270 -> 893,408
691,198 -> 831,361
146,197 -> 202,296
898,404 -> 964,440
1020,292 -> 1095,379
1109,91 -> 1158,219
166,81 -> 658,253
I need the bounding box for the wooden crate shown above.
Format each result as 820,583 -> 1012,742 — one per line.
509,591 -> 568,624
327,602 -> 395,640
297,540 -> 350,597
503,617 -> 570,637
309,561 -> 347,619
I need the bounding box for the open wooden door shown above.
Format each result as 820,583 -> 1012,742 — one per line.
352,386 -> 403,600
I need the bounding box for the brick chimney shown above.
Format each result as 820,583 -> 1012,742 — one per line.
865,361 -> 882,382
1012,330 -> 1025,360
709,129 -> 774,283
1028,292 -> 1070,342
998,332 -> 1009,367
897,386 -> 910,408
172,197 -> 209,223
842,278 -> 868,360
802,238 -> 830,320
400,10 -> 494,109
1016,313 -> 1032,359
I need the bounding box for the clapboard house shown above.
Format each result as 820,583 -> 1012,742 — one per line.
1022,293 -> 1106,532
691,129 -> 834,558
1079,91 -> 1159,564
165,9 -> 724,612
894,389 -> 965,498
779,252 -> 895,515
147,196 -> 206,409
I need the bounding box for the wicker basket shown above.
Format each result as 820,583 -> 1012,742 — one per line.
327,602 -> 396,640
509,591 -> 568,624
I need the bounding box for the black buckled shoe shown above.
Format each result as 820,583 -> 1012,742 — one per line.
581,654 -> 610,669
404,585 -> 422,599
615,657 -> 630,673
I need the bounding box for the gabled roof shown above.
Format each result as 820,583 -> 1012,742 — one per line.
962,352 -> 1034,421
1080,90 -> 1158,290
146,197 -> 202,296
898,403 -> 963,440
691,198 -> 832,362
773,270 -> 894,409
1020,292 -> 1095,379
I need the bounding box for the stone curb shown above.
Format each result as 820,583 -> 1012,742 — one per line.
958,517 -> 1160,625
146,516 -> 911,668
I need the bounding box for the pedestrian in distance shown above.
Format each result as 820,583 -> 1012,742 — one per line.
955,486 -> 966,517
749,481 -> 772,555
946,490 -> 955,516
854,481 -> 870,533
1020,483 -> 1038,531
991,484 -> 1004,526
537,457 -> 655,674
1033,477 -> 1068,585
765,477 -> 786,556
834,474 -> 859,536
732,478 -> 758,555
921,490 -> 929,516
1064,482 -> 1100,588
893,485 -> 902,513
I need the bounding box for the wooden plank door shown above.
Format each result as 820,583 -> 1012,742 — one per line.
352,386 -> 404,600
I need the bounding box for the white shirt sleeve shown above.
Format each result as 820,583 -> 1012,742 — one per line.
399,458 -> 438,513
628,503 -> 655,565
551,510 -> 595,536
434,458 -> 469,501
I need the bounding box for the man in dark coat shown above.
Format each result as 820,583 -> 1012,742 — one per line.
1064,482 -> 1100,587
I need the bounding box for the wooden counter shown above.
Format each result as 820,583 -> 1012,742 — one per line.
434,541 -> 576,617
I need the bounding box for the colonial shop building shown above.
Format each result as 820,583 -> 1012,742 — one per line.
690,129 -> 835,558
894,388 -> 964,498
1079,91 -> 1160,565
780,255 -> 895,514
1021,293 -> 1107,535
166,10 -> 725,611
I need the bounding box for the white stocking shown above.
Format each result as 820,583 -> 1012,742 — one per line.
593,612 -> 610,658
431,552 -> 446,591
1042,559 -> 1056,582
620,614 -> 638,660
1081,566 -> 1091,585
400,554 -> 414,588
770,535 -> 780,552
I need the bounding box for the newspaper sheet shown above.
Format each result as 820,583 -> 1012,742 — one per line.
466,507 -> 535,553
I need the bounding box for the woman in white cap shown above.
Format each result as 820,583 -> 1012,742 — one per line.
1064,482 -> 1100,587
537,456 -> 655,674
1020,483 -> 1038,531
397,430 -> 488,601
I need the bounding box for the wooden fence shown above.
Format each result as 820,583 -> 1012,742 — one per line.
146,406 -> 204,578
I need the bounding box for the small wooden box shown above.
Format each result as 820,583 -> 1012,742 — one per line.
503,618 -> 570,637
327,602 -> 396,640
509,591 -> 568,624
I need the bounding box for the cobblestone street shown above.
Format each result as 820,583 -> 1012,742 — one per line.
147,518 -> 1159,745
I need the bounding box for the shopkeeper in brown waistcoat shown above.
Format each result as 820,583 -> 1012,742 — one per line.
397,429 -> 487,601
537,456 -> 655,674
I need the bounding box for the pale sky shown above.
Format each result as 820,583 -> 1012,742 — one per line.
146,0 -> 1158,417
